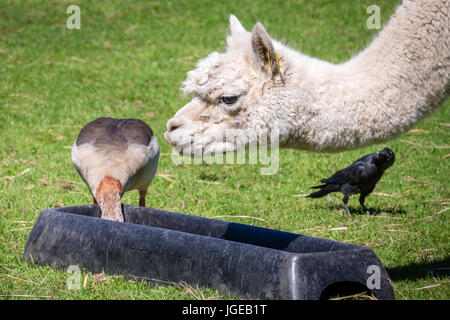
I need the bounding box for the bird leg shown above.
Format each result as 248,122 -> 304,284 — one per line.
342,195 -> 351,216
139,190 -> 146,207
359,194 -> 371,215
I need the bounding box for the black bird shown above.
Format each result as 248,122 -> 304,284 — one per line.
307,148 -> 395,216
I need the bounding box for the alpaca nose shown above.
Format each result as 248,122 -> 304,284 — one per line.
167,118 -> 183,133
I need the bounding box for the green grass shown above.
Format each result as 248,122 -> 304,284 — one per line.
0,0 -> 448,300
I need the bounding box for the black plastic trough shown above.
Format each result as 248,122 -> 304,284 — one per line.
23,205 -> 394,299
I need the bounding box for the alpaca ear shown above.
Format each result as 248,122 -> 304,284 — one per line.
229,15 -> 246,35
251,22 -> 279,78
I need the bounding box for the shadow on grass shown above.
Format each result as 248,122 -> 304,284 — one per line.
387,256 -> 450,281
309,203 -> 408,216
352,206 -> 408,216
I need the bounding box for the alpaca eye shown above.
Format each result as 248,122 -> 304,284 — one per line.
220,95 -> 239,105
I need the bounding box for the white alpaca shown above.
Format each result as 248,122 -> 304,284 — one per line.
165,0 -> 449,155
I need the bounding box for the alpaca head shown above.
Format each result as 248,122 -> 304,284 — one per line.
165,15 -> 289,157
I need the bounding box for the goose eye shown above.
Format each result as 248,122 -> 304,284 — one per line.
220,95 -> 239,105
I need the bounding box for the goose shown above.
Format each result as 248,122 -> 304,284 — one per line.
72,117 -> 159,222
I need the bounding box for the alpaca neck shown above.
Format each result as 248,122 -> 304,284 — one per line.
277,0 -> 448,151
